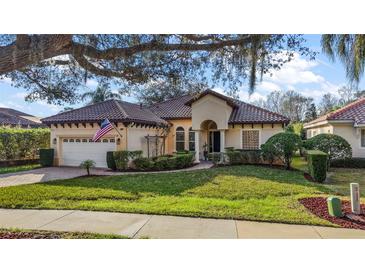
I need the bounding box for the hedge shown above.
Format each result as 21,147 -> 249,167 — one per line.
39,149 -> 54,167
133,153 -> 194,171
225,149 -> 262,165
0,127 -> 50,160
307,150 -> 327,183
113,150 -> 143,171
330,158 -> 365,168
106,151 -> 117,171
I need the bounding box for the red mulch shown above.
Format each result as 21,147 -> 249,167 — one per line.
299,197 -> 365,230
303,172 -> 314,182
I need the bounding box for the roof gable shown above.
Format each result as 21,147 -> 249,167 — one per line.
185,89 -> 239,108
0,108 -> 41,127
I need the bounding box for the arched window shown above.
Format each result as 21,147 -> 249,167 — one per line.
189,127 -> 195,151
175,126 -> 185,151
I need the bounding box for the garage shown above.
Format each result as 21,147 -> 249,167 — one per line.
61,137 -> 116,168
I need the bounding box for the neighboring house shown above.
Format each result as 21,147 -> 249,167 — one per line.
42,89 -> 289,167
304,97 -> 365,157
0,108 -> 42,128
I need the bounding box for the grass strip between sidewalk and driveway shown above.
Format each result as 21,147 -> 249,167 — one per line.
0,165 -> 336,226
0,164 -> 41,175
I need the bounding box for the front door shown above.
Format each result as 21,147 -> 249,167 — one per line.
209,131 -> 221,152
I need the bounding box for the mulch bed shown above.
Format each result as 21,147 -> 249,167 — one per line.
0,231 -> 68,239
300,197 -> 365,230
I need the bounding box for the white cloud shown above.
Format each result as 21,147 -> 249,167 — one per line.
0,77 -> 12,85
256,81 -> 281,92
85,79 -> 98,88
36,101 -> 62,113
12,92 -> 28,99
265,52 -> 324,85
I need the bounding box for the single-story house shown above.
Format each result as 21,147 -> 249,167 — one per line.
304,97 -> 365,157
42,89 -> 289,167
0,107 -> 42,128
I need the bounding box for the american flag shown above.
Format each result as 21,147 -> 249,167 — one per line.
92,119 -> 114,142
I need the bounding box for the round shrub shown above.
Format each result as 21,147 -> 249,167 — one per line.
261,132 -> 302,169
304,134 -> 352,164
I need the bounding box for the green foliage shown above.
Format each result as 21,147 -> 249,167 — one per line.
106,151 -> 116,171
286,122 -> 305,140
307,150 -> 327,183
80,160 -> 95,176
208,152 -> 222,165
132,153 -> 194,171
113,150 -> 143,171
304,134 -> 352,164
0,164 -> 41,174
261,132 -> 302,169
330,158 -> 365,168
225,150 -> 244,165
0,127 -> 50,160
81,83 -> 122,105
133,157 -> 155,170
39,149 -> 54,167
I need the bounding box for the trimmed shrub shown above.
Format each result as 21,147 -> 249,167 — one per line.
106,151 -> 116,171
307,150 -> 327,183
113,151 -> 130,170
0,127 -> 50,160
304,134 -> 351,165
330,158 -> 365,168
39,148 -> 54,167
175,153 -> 194,169
113,150 -> 143,171
261,132 -> 302,169
208,152 -> 222,165
225,150 -> 243,165
133,157 -> 155,170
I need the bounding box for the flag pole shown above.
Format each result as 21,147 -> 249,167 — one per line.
111,121 -> 124,140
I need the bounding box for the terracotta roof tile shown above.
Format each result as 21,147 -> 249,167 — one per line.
305,97 -> 365,126
41,100 -> 168,126
0,108 -> 42,127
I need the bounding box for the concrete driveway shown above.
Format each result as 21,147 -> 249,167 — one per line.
0,167 -> 110,187
0,162 -> 213,187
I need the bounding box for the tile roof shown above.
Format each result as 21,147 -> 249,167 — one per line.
0,108 -> 42,127
148,94 -> 192,119
42,89 -> 290,126
41,100 -> 168,126
149,89 -> 289,124
304,97 -> 365,127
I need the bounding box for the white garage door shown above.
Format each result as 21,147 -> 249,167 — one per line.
62,137 -> 116,168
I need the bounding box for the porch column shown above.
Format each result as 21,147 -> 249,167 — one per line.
194,130 -> 200,163
220,129 -> 225,162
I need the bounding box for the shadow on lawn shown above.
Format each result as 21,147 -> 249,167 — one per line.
39,165 -> 331,197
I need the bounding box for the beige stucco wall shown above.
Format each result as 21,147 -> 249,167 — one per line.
225,123 -> 284,149
127,127 -> 163,157
332,124 -> 365,157
165,119 -> 192,154
306,124 -> 333,139
191,94 -> 232,130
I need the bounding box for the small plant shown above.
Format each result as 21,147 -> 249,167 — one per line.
80,160 -> 95,176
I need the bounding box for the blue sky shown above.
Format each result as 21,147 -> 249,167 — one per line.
0,34 -> 364,118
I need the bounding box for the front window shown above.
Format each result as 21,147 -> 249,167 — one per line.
242,130 -> 260,150
176,126 -> 185,151
361,130 -> 365,147
189,127 -> 195,151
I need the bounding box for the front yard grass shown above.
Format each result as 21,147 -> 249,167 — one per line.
0,165 -> 334,226
325,168 -> 365,196
0,164 -> 41,175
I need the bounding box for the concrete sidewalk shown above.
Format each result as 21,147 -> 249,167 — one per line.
1,208 -> 365,239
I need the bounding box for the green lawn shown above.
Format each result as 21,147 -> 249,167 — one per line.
0,164 -> 41,175
0,165 -> 334,226
0,228 -> 127,239
325,168 -> 365,196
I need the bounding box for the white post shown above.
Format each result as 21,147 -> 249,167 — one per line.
220,130 -> 225,163
194,130 -> 200,163
350,183 -> 361,214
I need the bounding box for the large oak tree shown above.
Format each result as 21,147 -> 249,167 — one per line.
0,34 -> 313,104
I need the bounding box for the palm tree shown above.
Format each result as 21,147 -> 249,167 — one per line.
81,83 -> 122,105
321,35 -> 365,84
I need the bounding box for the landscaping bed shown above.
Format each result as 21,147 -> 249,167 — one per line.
300,197 -> 365,230
0,164 -> 41,175
0,228 -> 127,239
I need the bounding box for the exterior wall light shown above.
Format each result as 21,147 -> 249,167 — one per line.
53,138 -> 57,145
117,138 -> 121,145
